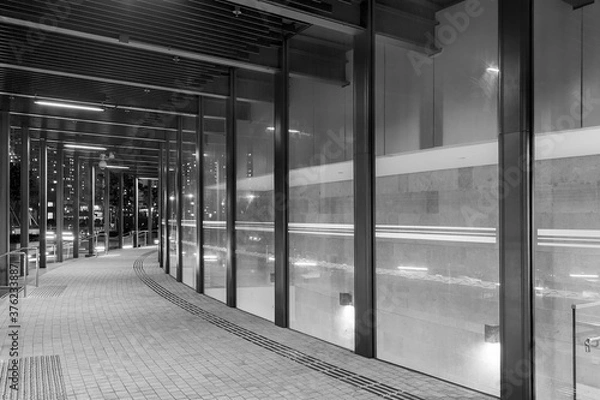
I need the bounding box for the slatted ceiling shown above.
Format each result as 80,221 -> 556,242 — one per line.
0,0 -> 288,62
0,26 -> 230,93
1,69 -> 202,116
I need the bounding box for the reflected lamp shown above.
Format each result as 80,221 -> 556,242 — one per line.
339,292 -> 353,306
485,324 -> 500,343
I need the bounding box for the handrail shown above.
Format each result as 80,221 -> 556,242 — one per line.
78,232 -> 109,257
133,229 -> 158,247
0,246 -> 40,298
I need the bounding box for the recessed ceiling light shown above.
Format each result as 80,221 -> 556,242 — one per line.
34,100 -> 104,112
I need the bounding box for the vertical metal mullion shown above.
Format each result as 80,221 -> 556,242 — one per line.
499,0 -> 534,399
0,111 -> 9,284
134,176 -> 139,248
21,123 -> 30,261
353,0 -> 376,358
56,143 -> 64,262
39,133 -> 48,268
226,68 -> 237,308
158,145 -> 163,266
88,163 -> 95,257
104,169 -> 110,252
197,98 -> 204,293
165,141 -> 170,274
73,153 -> 80,258
118,173 -> 124,249
148,179 -> 153,245
274,38 -> 290,327
176,117 -> 183,282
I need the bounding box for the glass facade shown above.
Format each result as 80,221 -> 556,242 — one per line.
374,0 -> 500,394
235,71 -> 275,321
8,2 -> 600,398
534,1 -> 600,398
287,28 -> 355,349
181,127 -> 199,290
168,138 -> 179,279
203,99 -> 228,302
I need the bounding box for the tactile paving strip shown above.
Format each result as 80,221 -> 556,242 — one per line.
0,355 -> 67,400
134,251 -> 425,400
26,286 -> 68,299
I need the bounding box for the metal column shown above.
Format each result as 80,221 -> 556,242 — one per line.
118,172 -> 124,249
39,133 -> 48,268
164,141 -> 170,274
73,153 -> 80,258
196,98 -> 204,293
353,0 -> 376,359
134,176 -> 139,248
148,178 -> 153,245
20,123 -> 30,261
88,164 -> 95,257
158,144 -> 163,266
104,169 -> 110,252
499,1 -> 534,399
0,111 -> 9,284
56,143 -> 64,262
226,68 -> 237,308
176,117 -> 183,282
274,39 -> 290,327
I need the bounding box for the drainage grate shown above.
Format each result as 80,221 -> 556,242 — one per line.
26,286 -> 68,299
0,355 -> 67,400
134,252 -> 425,400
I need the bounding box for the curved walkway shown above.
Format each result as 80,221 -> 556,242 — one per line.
0,248 -> 495,400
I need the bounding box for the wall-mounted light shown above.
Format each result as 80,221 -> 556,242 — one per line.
485,324 -> 500,343
106,165 -> 129,170
339,292 -> 353,306
35,100 -> 105,112
486,67 -> 500,73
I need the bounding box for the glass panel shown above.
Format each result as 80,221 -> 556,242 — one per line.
374,1 -> 500,395
78,160 -> 91,254
203,99 -> 227,302
47,149 -> 58,262
63,154 -> 76,257
534,2 -> 600,398
9,127 -> 21,250
161,147 -> 168,264
288,27 -> 355,349
30,141 -> 41,253
235,71 -> 275,321
150,180 -> 158,246
168,139 -> 178,278
123,174 -> 134,249
182,126 -> 198,289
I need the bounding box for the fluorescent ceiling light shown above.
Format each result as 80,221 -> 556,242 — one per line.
570,274 -> 599,279
106,165 -> 129,170
294,261 -> 318,267
64,144 -> 107,151
35,100 -> 105,112
486,67 -> 500,73
397,266 -> 428,271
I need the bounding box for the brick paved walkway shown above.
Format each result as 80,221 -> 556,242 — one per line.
0,248 -> 497,400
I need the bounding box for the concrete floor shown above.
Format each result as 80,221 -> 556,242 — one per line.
0,248 -> 496,400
